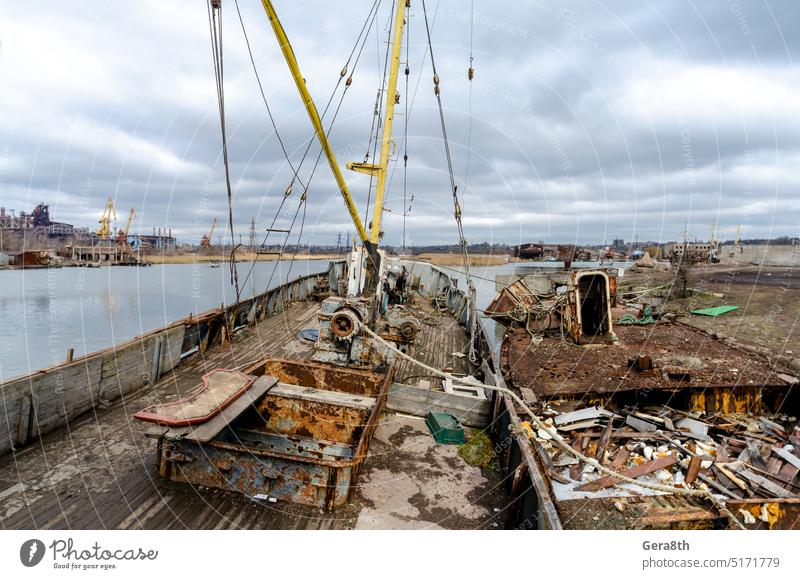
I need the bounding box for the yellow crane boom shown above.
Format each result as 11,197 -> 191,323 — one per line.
96,197 -> 116,239
347,0 -> 407,244
258,0 -> 369,245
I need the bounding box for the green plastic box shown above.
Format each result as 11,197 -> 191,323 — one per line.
425,411 -> 466,444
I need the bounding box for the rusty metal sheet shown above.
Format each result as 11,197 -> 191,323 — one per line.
244,358 -> 386,396
254,385 -> 373,445
484,279 -> 536,323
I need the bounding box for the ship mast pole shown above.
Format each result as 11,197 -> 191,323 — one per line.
367,0 -> 408,245
258,0 -> 369,245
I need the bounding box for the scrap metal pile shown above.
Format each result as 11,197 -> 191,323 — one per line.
522,404 -> 799,503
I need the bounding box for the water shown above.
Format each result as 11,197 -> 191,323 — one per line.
0,259 -> 331,382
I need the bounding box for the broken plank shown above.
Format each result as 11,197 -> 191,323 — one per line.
610,447 -> 631,471
569,436 -> 584,482
626,415 -> 657,433
553,406 -> 618,426
576,454 -> 679,492
685,455 -> 702,485
594,422 -> 613,464
773,446 -> 800,470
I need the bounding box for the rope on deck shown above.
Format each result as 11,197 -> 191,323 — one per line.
360,323 -> 746,529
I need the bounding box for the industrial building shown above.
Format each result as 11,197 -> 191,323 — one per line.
130,228 -> 177,250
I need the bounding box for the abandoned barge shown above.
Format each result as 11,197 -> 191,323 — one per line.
488,269 -> 800,529
2,0 -> 520,530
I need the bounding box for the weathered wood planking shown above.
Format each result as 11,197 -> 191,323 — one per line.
0,324 -> 186,454
386,382 -> 491,427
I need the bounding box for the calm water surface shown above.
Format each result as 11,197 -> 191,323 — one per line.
0,260 -> 331,381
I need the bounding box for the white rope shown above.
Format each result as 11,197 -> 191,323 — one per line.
360,323 -> 746,528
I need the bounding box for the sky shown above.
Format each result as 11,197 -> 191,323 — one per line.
0,0 -> 798,247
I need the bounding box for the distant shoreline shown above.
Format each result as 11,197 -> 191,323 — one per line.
0,252 -> 516,269
142,252 -> 513,267
141,252 -> 342,264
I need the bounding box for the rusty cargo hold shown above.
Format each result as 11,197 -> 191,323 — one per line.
150,359 -> 394,510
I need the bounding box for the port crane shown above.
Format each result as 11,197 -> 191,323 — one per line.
200,217 -> 218,248
116,208 -> 136,245
96,197 -> 117,239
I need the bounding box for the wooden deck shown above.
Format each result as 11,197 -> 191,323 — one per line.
0,298 -> 499,530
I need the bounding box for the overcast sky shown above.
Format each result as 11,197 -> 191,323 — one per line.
1,1 -> 798,246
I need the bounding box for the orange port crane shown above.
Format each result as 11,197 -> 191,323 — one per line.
200,217 -> 218,248
116,208 -> 136,245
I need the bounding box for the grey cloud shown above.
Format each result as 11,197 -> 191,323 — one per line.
0,0 -> 798,246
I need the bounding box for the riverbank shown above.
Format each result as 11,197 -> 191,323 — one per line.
413,253 -> 512,266
620,263 -> 799,357
140,251 -> 513,267
141,252 -> 341,264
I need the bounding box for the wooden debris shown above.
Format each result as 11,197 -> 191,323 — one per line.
745,441 -> 769,470
729,463 -> 794,499
569,435 -> 584,482
715,463 -> 748,492
625,415 -> 657,433
685,455 -> 702,485
609,447 -> 631,471
553,406 -> 617,426
759,417 -> 787,438
594,422 -> 613,464
576,454 -> 679,492
773,446 -> 800,470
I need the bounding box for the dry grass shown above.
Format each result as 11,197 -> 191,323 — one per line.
141,252 -> 341,264
413,253 -> 510,266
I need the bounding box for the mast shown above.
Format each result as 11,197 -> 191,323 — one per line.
258,0 -> 369,244
259,0 -> 408,302
347,0 -> 409,245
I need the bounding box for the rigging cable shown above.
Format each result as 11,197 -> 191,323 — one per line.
356,0 -> 397,288
233,0 -> 306,191
234,0 -> 382,296
255,1 -> 384,300
207,0 -> 241,303
383,0 -> 442,228
402,0 -> 410,253
362,0 -> 397,228
420,0 -> 478,364
464,0 -> 475,189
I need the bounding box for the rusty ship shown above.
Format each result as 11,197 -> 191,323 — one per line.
1,0 -> 526,531
1,0 -> 797,532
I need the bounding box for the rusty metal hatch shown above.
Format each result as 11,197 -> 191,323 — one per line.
154,359 -> 394,511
